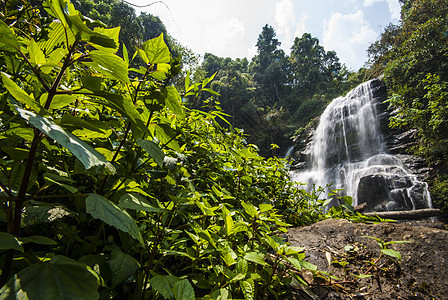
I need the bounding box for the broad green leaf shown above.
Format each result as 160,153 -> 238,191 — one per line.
0,232 -> 24,252
138,139 -> 165,167
0,259 -> 99,300
50,94 -> 77,110
39,22 -> 75,73
229,273 -> 246,283
118,193 -> 166,213
240,279 -> 255,300
222,206 -> 234,236
236,258 -> 248,275
165,86 -> 184,117
2,73 -> 46,114
86,193 -> 144,245
149,275 -> 180,300
150,63 -> 170,80
210,288 -> 230,300
259,204 -> 273,213
101,93 -> 150,137
43,173 -> 78,193
92,26 -> 120,52
28,39 -> 46,66
60,114 -> 106,133
156,124 -> 180,152
173,279 -> 195,300
88,50 -> 130,84
143,33 -> 171,64
381,249 -> 402,260
81,76 -> 102,91
0,20 -> 20,52
241,201 -> 257,218
20,235 -> 58,245
108,247 -> 140,287
17,108 -> 116,174
243,252 -> 267,266
220,244 -> 237,267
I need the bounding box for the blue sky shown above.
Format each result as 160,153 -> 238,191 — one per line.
134,0 -> 401,70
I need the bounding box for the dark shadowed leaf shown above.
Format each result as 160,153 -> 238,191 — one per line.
86,193 -> 144,245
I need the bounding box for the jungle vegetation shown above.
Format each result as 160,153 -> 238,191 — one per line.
0,0 -> 447,298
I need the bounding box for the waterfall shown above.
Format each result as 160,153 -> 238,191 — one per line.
291,80 -> 432,212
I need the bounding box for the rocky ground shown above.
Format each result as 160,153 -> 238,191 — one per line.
283,218 -> 448,299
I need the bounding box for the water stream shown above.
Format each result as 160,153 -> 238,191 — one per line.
291,80 -> 432,212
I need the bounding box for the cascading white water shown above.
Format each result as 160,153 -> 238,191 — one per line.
291,80 -> 432,212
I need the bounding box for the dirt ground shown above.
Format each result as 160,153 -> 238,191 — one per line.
283,218 -> 448,299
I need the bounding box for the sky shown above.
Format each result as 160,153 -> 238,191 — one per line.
132,0 -> 402,70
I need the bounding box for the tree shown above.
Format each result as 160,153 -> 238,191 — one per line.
290,33 -> 342,97
250,25 -> 289,106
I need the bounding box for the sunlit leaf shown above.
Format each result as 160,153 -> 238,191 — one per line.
0,20 -> 20,52
118,193 -> 167,213
17,107 -> 115,174
2,73 -> 46,114
88,50 -> 130,84
143,33 -> 170,64
28,39 -> 46,66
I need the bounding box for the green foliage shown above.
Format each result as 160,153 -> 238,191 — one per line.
0,2 -> 332,299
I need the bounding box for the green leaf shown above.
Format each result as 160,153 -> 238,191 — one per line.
20,235 -> 58,245
220,244 -> 237,267
143,33 -> 171,64
108,247 -> 140,287
241,201 -> 257,218
2,73 -> 46,114
92,27 -> 120,52
165,86 -> 184,117
0,232 -> 24,252
81,76 -> 102,91
222,206 -> 234,236
173,279 -> 195,300
88,50 -> 130,84
0,20 -> 20,52
244,252 -> 267,266
381,249 -> 402,260
240,279 -> 255,300
156,124 -> 180,152
28,39 -> 46,66
17,107 -> 115,174
138,139 -> 165,167
0,259 -> 99,300
118,193 -> 167,213
50,94 -> 77,110
44,173 -> 78,193
149,275 -> 180,300
210,288 -> 230,300
86,193 -> 144,245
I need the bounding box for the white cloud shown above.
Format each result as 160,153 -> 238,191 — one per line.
323,10 -> 377,70
294,13 -> 309,39
275,0 -> 296,43
203,17 -> 248,58
363,0 -> 401,20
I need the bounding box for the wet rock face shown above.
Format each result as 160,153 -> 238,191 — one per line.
357,173 -> 431,212
290,79 -> 432,211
